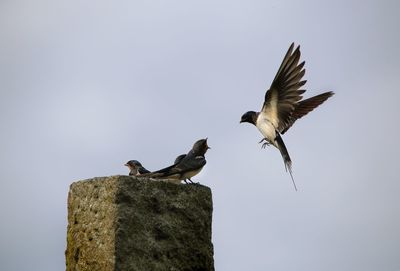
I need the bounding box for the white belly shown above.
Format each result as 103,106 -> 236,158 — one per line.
256,115 -> 276,143
181,166 -> 204,180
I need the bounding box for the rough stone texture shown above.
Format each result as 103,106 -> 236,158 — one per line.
66,175 -> 214,271
66,177 -> 118,270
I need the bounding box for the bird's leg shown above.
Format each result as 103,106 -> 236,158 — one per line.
259,138 -> 270,149
188,178 -> 200,185
183,179 -> 189,184
188,178 -> 194,184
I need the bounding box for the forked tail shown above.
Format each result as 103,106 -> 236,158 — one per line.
275,133 -> 297,191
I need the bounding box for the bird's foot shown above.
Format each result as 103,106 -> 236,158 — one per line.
259,138 -> 270,148
261,142 -> 270,149
187,178 -> 200,185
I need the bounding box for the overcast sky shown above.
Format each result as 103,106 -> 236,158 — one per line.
1,0 -> 399,270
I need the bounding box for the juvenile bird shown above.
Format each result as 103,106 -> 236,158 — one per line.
143,138 -> 210,184
174,154 -> 187,165
124,160 -> 151,176
172,154 -> 194,184
240,43 -> 334,190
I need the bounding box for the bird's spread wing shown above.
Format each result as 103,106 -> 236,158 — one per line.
281,91 -> 334,134
261,43 -> 306,131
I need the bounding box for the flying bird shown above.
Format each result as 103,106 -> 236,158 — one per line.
142,138 -> 210,184
124,160 -> 151,176
240,43 -> 334,190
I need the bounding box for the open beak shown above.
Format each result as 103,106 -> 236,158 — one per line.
205,138 -> 210,149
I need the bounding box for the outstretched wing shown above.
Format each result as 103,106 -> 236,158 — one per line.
261,43 -> 306,132
281,91 -> 334,134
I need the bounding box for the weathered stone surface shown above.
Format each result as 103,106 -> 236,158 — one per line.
66,175 -> 214,271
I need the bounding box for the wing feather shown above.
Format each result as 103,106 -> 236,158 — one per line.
281,91 -> 334,134
262,43 -> 306,131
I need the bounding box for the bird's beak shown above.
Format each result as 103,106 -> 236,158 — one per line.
205,138 -> 210,149
239,120 -> 243,123
124,163 -> 128,166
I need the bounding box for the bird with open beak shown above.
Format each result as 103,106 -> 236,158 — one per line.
141,138 -> 210,184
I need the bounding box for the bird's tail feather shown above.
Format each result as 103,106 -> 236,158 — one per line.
275,133 -> 297,191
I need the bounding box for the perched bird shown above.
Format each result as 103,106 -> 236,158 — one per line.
240,43 -> 334,190
124,160 -> 151,176
174,154 -> 187,165
172,154 -> 194,184
142,138 -> 210,184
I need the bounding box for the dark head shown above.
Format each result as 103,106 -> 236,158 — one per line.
192,138 -> 210,156
240,111 -> 257,125
124,160 -> 143,169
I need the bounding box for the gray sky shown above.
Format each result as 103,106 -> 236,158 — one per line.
1,0 -> 399,270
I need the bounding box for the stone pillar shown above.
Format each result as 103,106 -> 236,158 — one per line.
65,175 -> 214,271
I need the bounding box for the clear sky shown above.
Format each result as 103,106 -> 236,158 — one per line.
1,0 -> 399,270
